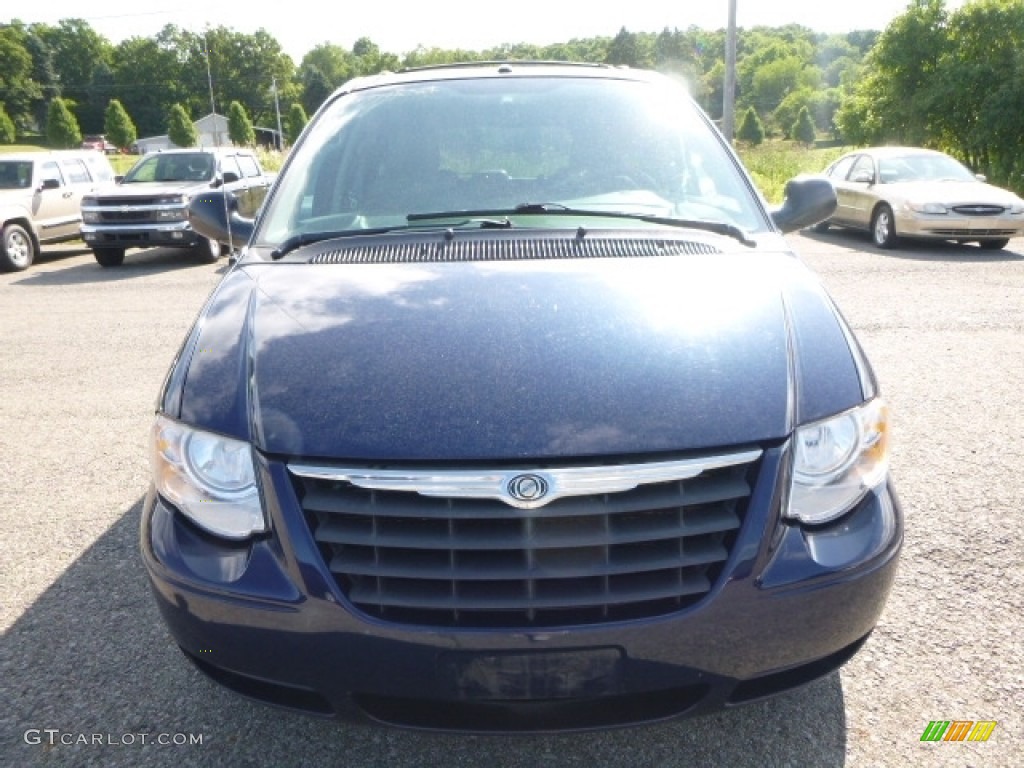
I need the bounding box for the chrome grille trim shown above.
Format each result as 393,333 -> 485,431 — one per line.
290,450 -> 763,628
290,449 -> 760,510
950,205 -> 1005,216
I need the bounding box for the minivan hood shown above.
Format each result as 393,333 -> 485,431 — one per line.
173,244 -> 867,460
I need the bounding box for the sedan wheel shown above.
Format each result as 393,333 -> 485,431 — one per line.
978,238 -> 1009,251
0,223 -> 35,271
871,204 -> 898,249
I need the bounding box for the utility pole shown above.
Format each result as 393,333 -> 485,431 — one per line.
271,78 -> 284,150
723,0 -> 737,143
204,29 -> 223,146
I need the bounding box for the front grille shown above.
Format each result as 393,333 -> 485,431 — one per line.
950,205 -> 1005,216
99,210 -> 154,223
290,452 -> 760,628
95,196 -> 161,207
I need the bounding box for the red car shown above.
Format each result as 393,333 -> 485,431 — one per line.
81,134 -> 117,154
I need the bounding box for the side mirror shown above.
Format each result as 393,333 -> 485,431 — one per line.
189,190 -> 256,247
771,175 -> 837,234
222,171 -> 241,184
851,170 -> 874,184
40,178 -> 61,191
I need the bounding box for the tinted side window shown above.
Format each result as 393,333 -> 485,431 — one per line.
237,154 -> 261,178
849,155 -> 876,181
221,156 -> 242,179
828,156 -> 856,181
61,159 -> 91,184
85,157 -> 114,183
40,161 -> 65,186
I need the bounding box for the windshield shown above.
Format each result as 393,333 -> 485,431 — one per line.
255,76 -> 768,247
123,153 -> 215,183
878,153 -> 978,183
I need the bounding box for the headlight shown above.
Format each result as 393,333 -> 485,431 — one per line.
906,201 -> 947,214
150,415 -> 266,539
786,399 -> 889,525
82,210 -> 101,223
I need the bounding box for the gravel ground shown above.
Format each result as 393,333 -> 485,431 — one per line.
1,234 -> 1020,767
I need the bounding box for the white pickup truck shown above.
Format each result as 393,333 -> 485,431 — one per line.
0,150 -> 115,271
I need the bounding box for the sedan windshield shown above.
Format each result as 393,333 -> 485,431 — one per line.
878,153 -> 978,184
255,76 -> 768,248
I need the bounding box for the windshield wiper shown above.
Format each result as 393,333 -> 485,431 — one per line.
516,203 -> 757,246
271,218 -> 513,260
409,204 -> 756,247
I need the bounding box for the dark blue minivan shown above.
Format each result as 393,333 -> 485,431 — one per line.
142,62 -> 901,731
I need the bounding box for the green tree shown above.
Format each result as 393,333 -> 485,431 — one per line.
167,103 -> 197,147
111,34 -> 183,138
792,106 -> 816,145
34,20 -> 113,133
929,0 -> 1024,184
46,97 -> 82,148
104,99 -> 137,151
285,102 -> 308,145
737,107 -> 765,146
836,0 -> 950,145
605,27 -> 642,67
0,24 -> 44,131
0,104 -> 16,144
227,100 -> 255,146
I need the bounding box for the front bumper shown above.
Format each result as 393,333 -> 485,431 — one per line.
140,445 -> 903,731
81,221 -> 201,249
895,210 -> 1024,240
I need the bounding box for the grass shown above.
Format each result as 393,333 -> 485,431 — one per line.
736,140 -> 849,203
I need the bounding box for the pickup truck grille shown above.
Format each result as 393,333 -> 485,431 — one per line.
290,450 -> 761,628
96,210 -> 154,223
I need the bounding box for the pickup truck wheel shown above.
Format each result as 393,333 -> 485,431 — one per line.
193,236 -> 223,263
93,248 -> 126,267
1,223 -> 35,271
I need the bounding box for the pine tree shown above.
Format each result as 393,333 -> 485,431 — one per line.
0,104 -> 16,145
792,106 -> 816,146
46,98 -> 82,148
736,107 -> 765,146
167,104 -> 198,148
227,101 -> 255,147
285,103 -> 308,146
104,99 -> 137,152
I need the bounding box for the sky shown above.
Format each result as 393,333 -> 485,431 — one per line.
6,1 -> 969,63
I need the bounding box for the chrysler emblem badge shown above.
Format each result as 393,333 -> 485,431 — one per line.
507,473 -> 548,503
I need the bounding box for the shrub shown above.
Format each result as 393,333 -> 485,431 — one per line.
167,104 -> 197,148
737,107 -> 765,146
46,98 -> 82,149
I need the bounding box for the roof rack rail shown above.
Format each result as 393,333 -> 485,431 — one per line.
400,60 -> 612,74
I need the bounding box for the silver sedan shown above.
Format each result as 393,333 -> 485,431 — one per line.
816,146 -> 1024,250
